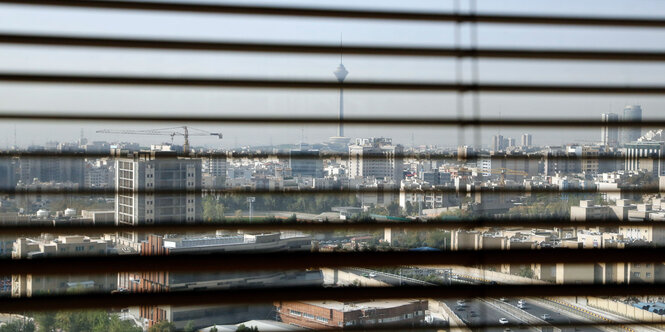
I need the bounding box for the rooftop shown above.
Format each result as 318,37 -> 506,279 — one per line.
301,299 -> 421,312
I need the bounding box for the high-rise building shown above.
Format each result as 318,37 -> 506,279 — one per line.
0,158 -> 16,190
492,135 -> 504,152
115,150 -> 202,244
601,113 -> 619,147
348,138 -> 404,181
457,145 -> 475,162
507,137 -> 516,148
622,105 -> 643,144
289,148 -> 323,178
521,134 -> 533,147
17,146 -> 85,186
201,150 -> 227,189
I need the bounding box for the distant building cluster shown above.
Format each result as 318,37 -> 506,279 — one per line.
2,103 -> 665,330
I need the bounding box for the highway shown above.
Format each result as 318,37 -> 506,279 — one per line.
344,267 -> 430,286
501,298 -> 604,332
343,267 -> 619,332
343,268 -> 525,331
445,299 -> 521,332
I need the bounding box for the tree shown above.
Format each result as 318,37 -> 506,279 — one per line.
210,327 -> 219,332
386,202 -> 401,216
517,266 -> 535,279
34,313 -> 55,332
405,201 -> 416,216
148,320 -> 176,332
425,231 -> 450,249
183,320 -> 196,332
54,311 -> 107,332
237,324 -> 258,332
215,204 -> 226,221
108,315 -> 142,332
369,204 -> 389,216
0,320 -> 35,332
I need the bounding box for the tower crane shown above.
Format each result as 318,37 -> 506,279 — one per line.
96,126 -> 222,154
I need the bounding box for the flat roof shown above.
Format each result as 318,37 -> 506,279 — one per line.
300,299 -> 421,312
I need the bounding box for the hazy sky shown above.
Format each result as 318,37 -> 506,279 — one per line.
1,0 -> 665,149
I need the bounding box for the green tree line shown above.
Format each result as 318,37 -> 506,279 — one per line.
33,311 -> 141,332
203,193 -> 359,221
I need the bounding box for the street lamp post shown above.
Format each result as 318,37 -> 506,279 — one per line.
247,197 -> 256,222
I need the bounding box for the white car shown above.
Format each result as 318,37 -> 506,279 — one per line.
517,302 -> 526,309
456,300 -> 467,307
499,318 -> 509,325
368,273 -> 377,278
541,314 -> 552,321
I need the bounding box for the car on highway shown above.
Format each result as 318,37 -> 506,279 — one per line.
541,314 -> 552,321
469,310 -> 478,317
361,273 -> 369,277
499,297 -> 507,302
368,273 -> 377,278
499,318 -> 509,325
517,302 -> 527,309
456,300 -> 467,307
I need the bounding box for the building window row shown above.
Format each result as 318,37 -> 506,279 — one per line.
302,312 -> 315,320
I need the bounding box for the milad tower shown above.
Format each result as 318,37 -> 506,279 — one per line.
329,46 -> 351,145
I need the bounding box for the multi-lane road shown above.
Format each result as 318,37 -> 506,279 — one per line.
446,298 -> 522,332
344,267 -> 610,332
499,298 -> 604,332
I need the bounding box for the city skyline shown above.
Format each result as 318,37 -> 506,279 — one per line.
1,0 -> 665,147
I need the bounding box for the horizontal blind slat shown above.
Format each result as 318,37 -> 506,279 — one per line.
3,0 -> 665,27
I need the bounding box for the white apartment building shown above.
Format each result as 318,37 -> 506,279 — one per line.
12,235 -> 114,297
348,138 -> 404,181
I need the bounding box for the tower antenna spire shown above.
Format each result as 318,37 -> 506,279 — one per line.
340,33 -> 343,63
